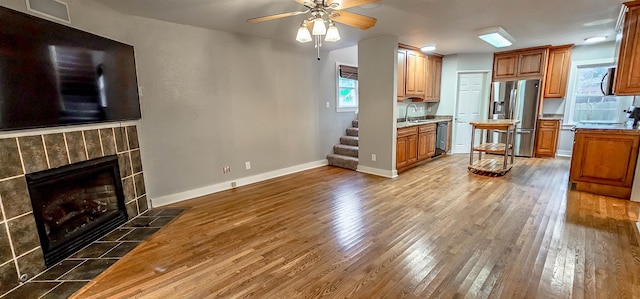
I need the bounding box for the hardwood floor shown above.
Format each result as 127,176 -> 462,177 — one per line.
72,155 -> 640,298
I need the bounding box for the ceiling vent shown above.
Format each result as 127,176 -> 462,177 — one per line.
26,0 -> 70,24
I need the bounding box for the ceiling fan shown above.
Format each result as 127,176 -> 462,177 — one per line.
247,0 -> 379,58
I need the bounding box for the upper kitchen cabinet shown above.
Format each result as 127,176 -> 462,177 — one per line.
425,55 -> 443,102
397,50 -> 406,101
406,50 -> 426,97
398,44 -> 443,102
493,47 -> 549,81
615,1 -> 640,95
544,45 -> 574,98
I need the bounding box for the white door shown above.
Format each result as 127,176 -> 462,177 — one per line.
454,73 -> 487,154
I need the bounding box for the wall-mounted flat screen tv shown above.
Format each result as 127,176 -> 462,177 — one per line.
0,6 -> 141,131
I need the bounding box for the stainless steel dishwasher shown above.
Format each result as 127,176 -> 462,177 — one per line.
436,122 -> 448,156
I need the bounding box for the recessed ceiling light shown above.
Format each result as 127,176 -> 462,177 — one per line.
585,36 -> 607,43
476,26 -> 515,48
421,45 -> 437,52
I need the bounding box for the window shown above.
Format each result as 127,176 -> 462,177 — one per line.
567,61 -> 630,124
336,64 -> 358,112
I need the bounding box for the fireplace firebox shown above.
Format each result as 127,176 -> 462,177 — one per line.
26,155 -> 128,267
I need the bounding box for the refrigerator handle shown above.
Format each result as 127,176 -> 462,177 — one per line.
509,87 -> 517,120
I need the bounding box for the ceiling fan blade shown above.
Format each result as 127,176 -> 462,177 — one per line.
247,10 -> 308,23
294,0 -> 317,7
327,0 -> 380,10
330,11 -> 377,30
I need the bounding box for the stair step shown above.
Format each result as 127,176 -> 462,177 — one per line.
327,154 -> 359,171
346,127 -> 359,137
352,120 -> 358,128
340,136 -> 359,146
333,144 -> 358,158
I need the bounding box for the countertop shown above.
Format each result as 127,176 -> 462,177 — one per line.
397,116 -> 453,128
575,123 -> 640,133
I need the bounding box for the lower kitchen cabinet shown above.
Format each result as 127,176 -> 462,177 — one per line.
397,126 -> 418,169
397,123 -> 442,172
418,124 -> 436,160
534,119 -> 560,158
570,129 -> 640,199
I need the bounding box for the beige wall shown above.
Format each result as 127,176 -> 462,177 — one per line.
318,46 -> 359,156
358,35 -> 399,177
127,16 -> 325,201
0,1 -> 350,205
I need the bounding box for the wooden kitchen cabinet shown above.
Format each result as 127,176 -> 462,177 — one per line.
397,50 -> 406,101
493,47 -> 548,81
534,119 -> 560,158
615,1 -> 640,95
397,126 -> 418,169
425,55 -> 442,102
405,50 -> 426,97
418,124 -> 436,160
569,129 -> 640,198
544,45 -> 573,98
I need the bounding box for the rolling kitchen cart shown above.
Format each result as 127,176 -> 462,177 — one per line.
468,119 -> 520,176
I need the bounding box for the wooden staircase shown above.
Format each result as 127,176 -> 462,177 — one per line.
327,120 -> 359,170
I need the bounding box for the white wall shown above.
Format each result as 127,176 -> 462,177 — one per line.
433,53 -> 493,116
358,35 -> 398,178
318,46 -> 358,156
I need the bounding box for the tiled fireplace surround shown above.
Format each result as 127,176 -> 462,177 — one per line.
0,124 -> 149,294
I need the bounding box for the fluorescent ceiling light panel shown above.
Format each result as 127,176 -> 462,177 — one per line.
584,36 -> 607,43
477,26 -> 515,48
421,45 -> 437,52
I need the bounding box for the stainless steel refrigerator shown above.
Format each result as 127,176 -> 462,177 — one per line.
488,79 -> 540,157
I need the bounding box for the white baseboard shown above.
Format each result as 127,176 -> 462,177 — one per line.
557,150 -> 572,157
356,165 -> 397,178
150,159 -> 329,207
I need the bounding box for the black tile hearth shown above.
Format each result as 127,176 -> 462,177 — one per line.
70,242 -> 119,259
99,228 -> 133,241
102,242 -> 140,258
60,259 -> 117,281
0,209 -> 184,299
40,282 -> 86,299
36,260 -> 83,280
3,281 -> 58,299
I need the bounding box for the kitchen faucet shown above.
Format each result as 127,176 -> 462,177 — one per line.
405,104 -> 418,122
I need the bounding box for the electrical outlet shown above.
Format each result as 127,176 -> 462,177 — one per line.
326,102 -> 330,108
427,107 -> 432,112
245,161 -> 251,170
222,166 -> 231,174
371,154 -> 377,161
231,182 -> 237,188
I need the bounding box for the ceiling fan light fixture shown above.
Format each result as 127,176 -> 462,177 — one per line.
312,17 -> 327,35
296,23 -> 312,43
477,26 -> 515,48
325,22 -> 341,42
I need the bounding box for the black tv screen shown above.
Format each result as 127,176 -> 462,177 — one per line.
0,6 -> 141,131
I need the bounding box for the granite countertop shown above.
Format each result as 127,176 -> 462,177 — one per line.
575,123 -> 640,133
397,116 -> 453,128
539,114 -> 564,121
